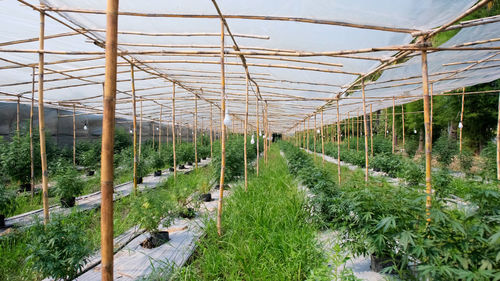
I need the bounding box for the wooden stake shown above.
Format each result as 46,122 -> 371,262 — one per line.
172,83 -> 177,178
370,104 -> 373,157
347,112 -> 350,149
306,117 -> 310,151
194,95 -> 198,169
30,67 -> 35,199
139,99 -> 142,160
321,110 -> 325,164
336,100 -> 342,184
73,104 -> 76,166
356,111 -> 359,151
401,105 -> 405,152
100,0 -> 119,279
497,92 -> 500,181
392,97 -> 396,154
159,105 -> 162,154
131,64 -> 138,193
38,7 -> 50,225
256,96 -> 260,176
217,20 -> 226,237
385,109 -> 388,138
362,80 -> 369,182
421,48 -> 433,222
430,84 -> 434,138
210,104 -> 213,158
459,88 -> 465,153
244,76 -> 249,191
313,114 -> 317,158
16,96 -> 20,137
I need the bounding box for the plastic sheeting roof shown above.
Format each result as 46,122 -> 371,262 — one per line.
0,0 -> 499,133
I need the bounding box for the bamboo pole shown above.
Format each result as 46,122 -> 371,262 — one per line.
459,88 -> 465,153
100,0 -> 119,279
210,104 -> 213,158
401,105 -> 405,152
139,99 -> 142,160
362,80 -> 369,182
256,96 -> 260,176
30,67 -> 35,199
497,92 -> 500,181
38,7 -> 50,225
159,105 -> 162,154
385,109 -> 388,138
321,110 -> 325,164
336,100 -> 341,184
370,104 -> 373,157
302,121 -> 306,149
131,64 -> 138,193
430,84 -> 434,138
73,104 -> 76,166
217,20 -> 226,237
313,114 -> 317,158
347,112 -> 350,149
392,97 -> 396,154
265,102 -> 269,163
152,119 -> 155,148
16,96 -> 20,137
244,76 -> 249,191
194,95 -> 198,169
172,83 -> 177,178
421,48 -> 433,222
356,111 -> 359,151
306,117 -> 310,151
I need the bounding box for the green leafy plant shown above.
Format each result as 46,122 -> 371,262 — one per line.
433,134 -> 458,167
54,165 -> 84,200
129,191 -> 174,234
26,212 -> 92,281
458,147 -> 474,175
0,184 -> 16,218
152,153 -> 165,171
1,133 -> 40,186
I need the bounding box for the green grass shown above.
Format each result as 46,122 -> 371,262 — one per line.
173,146 -> 327,280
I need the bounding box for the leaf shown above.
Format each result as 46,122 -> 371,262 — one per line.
374,216 -> 396,233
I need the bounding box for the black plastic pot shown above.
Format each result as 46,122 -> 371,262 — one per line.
214,184 -> 220,190
60,197 -> 76,208
187,162 -> 193,166
178,164 -> 185,169
370,254 -> 395,272
180,207 -> 196,219
214,184 -> 228,190
140,231 -> 170,249
169,167 -> 174,172
19,183 -> 31,193
87,170 -> 95,176
137,177 -> 143,184
154,170 -> 162,177
202,157 -> 207,160
199,193 -> 212,202
0,214 -> 5,228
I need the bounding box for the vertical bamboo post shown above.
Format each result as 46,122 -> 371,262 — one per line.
336,100 -> 342,184
302,121 -> 306,148
38,6 -> 50,225
497,92 -> 500,181
347,112 -> 350,149
256,96 -> 260,176
459,88 -> 465,153
194,95 -> 198,169
244,76 -> 249,191
361,80 -> 369,182
344,116 -> 347,143
16,96 -> 20,137
385,109 -> 388,138
356,111 -> 359,151
210,104 -> 213,158
159,105 -> 162,154
421,48 -> 433,222
401,105 -> 405,152
100,0 -> 119,279
30,67 -> 35,198
370,104 -> 374,157
306,117 -> 310,151
131,64 -> 138,193
152,120 -> 155,148
172,83 -> 177,178
321,110 -> 325,164
73,104 -> 76,166
430,84 -> 434,138
352,113 -> 355,144
217,20 -> 226,236
265,102 -> 269,163
139,99 -> 142,160
313,114 -> 317,157
392,97 -> 396,154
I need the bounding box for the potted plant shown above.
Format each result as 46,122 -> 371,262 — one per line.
54,166 -> 84,208
26,212 -> 92,281
198,178 -> 212,202
1,134 -> 38,192
152,154 -> 164,177
79,147 -> 99,176
130,191 -> 174,248
0,184 -> 16,227
174,186 -> 197,219
136,158 -> 148,184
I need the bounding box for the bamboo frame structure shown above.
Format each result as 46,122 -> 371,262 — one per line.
139,99 -> 142,160
497,93 -> 500,181
401,105 -> 405,152
16,96 -> 20,137
159,105 -> 162,154
210,103 -> 213,158
356,111 -> 359,151
459,88 -> 465,153
73,104 -> 76,166
194,94 -> 198,169
421,48 -> 433,223
313,114 -> 317,158
30,67 -> 35,199
362,80 -> 369,182
172,83 -> 177,178
244,76 -> 249,191
370,104 -> 373,157
256,96 -> 260,176
100,0 -> 119,279
38,7 -> 50,225
347,112 -> 350,149
321,110 -> 325,164
392,97 -> 396,154
336,100 -> 341,184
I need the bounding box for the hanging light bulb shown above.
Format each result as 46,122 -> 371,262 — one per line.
259,131 -> 262,137
224,108 -> 232,126
414,129 -> 417,134
386,130 -> 389,134
250,134 -> 255,144
83,124 -> 88,131
458,122 -> 463,129
156,127 -> 159,131
129,129 -> 133,134
317,129 -> 320,134
263,134 -> 266,138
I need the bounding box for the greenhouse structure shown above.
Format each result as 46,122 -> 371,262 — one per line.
0,0 -> 499,280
